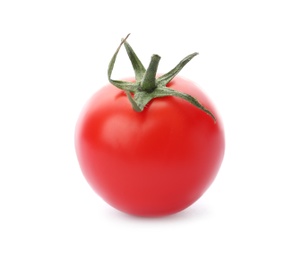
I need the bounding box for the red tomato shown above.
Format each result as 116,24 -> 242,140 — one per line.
75,76 -> 225,217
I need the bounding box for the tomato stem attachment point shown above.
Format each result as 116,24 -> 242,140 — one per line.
107,35 -> 216,122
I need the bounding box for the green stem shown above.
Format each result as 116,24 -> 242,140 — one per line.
108,35 -> 216,122
140,55 -> 161,92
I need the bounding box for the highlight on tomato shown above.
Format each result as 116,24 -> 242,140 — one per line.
75,34 -> 225,217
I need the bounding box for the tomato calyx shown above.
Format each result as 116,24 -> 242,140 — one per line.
108,34 -> 216,121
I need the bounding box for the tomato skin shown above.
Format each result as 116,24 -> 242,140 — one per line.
75,76 -> 225,217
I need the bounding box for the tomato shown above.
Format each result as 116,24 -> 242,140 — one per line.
75,35 -> 225,217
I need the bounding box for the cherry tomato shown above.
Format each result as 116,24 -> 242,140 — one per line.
75,76 -> 225,217
75,35 -> 225,217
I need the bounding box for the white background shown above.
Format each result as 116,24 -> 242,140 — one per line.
1,0 -> 292,259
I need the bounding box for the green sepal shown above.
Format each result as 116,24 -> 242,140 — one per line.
123,39 -> 146,82
125,91 -> 141,112
107,35 -> 216,121
156,52 -> 198,87
107,34 -> 138,92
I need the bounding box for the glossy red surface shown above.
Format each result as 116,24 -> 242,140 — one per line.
75,76 -> 225,217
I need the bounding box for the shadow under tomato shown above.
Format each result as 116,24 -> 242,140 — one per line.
104,202 -> 211,223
